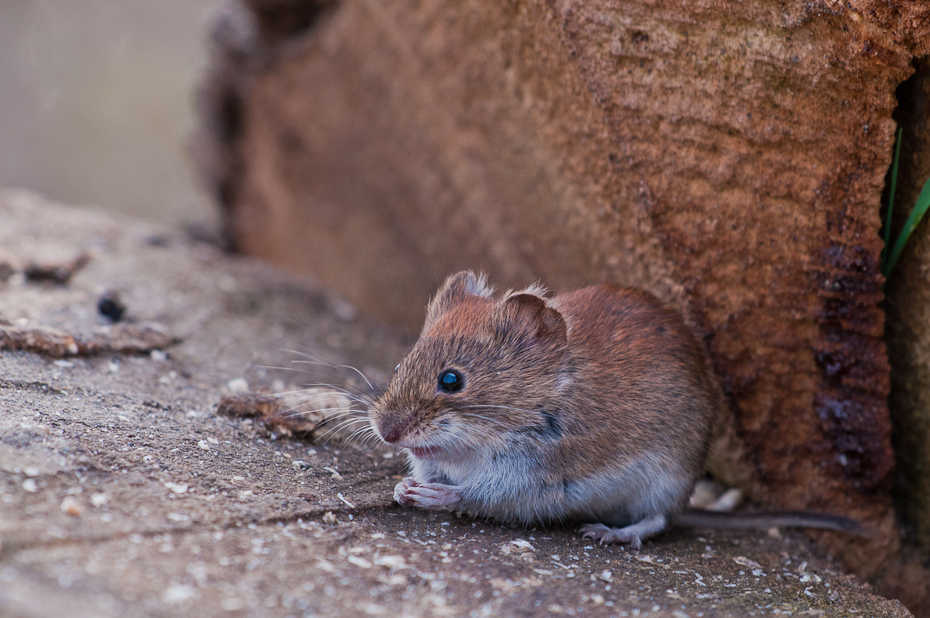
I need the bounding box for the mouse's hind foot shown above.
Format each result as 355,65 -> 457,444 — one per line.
579,513 -> 668,549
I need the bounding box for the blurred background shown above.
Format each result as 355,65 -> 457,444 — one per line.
0,0 -> 223,226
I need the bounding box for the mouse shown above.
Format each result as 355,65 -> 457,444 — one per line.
368,271 -> 865,547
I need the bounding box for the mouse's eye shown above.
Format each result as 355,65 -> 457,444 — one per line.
437,369 -> 464,393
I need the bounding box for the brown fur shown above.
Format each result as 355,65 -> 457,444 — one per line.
545,284 -> 717,489
370,272 -> 718,532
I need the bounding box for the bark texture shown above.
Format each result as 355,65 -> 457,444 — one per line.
195,0 -> 930,581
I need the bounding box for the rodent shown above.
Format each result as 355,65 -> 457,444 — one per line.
369,271 -> 865,547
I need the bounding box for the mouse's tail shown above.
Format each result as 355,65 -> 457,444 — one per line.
675,508 -> 872,538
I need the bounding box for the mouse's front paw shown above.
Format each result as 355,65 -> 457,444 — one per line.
393,478 -> 462,509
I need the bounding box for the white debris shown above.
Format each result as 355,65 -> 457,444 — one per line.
164,482 -> 188,494
337,493 -> 356,508
709,488 -> 743,511
60,496 -> 82,517
733,556 -> 762,569
347,556 -> 372,569
323,466 -> 344,481
373,555 -> 407,570
226,378 -> 249,393
161,584 -> 198,604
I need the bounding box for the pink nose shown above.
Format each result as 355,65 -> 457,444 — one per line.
378,415 -> 413,444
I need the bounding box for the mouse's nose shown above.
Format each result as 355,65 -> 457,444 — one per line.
376,413 -> 414,444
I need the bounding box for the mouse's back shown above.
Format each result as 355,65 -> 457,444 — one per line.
549,284 -> 718,490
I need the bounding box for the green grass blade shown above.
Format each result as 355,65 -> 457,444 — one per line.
883,174 -> 930,278
881,128 -> 903,268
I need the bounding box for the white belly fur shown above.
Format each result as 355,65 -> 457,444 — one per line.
410,450 -> 691,527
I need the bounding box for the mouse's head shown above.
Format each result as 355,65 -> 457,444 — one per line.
370,271 -> 569,461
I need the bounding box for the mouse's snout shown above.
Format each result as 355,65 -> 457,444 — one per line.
375,411 -> 415,444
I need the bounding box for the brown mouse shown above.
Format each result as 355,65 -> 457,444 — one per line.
369,271 -> 864,547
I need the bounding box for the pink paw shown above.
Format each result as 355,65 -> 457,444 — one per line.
393,478 -> 462,510
579,523 -> 643,549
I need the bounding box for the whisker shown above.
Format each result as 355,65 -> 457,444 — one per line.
272,386 -> 358,398
281,407 -> 357,420
256,361 -> 381,401
315,417 -> 372,441
282,364 -> 373,391
255,365 -> 318,375
346,425 -> 377,446
293,382 -> 374,406
311,415 -> 369,431
364,432 -> 383,449
283,349 -> 378,391
289,359 -> 376,392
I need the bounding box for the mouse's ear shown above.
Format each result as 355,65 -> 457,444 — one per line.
497,293 -> 567,345
425,271 -> 493,327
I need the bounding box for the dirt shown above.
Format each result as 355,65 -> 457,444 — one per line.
0,189 -> 910,616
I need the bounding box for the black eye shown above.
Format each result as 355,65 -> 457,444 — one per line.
437,369 -> 464,393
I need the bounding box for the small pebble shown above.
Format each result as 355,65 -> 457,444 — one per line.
97,290 -> 126,322
150,349 -> 168,362
373,555 -> 406,569
164,482 -> 188,494
347,556 -> 372,569
60,496 -> 82,517
227,378 -> 249,393
161,584 -> 198,604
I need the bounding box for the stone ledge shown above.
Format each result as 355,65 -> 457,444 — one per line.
0,189 -> 909,616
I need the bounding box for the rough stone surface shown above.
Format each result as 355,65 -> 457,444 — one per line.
0,191 -> 914,616
196,0 -> 930,577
